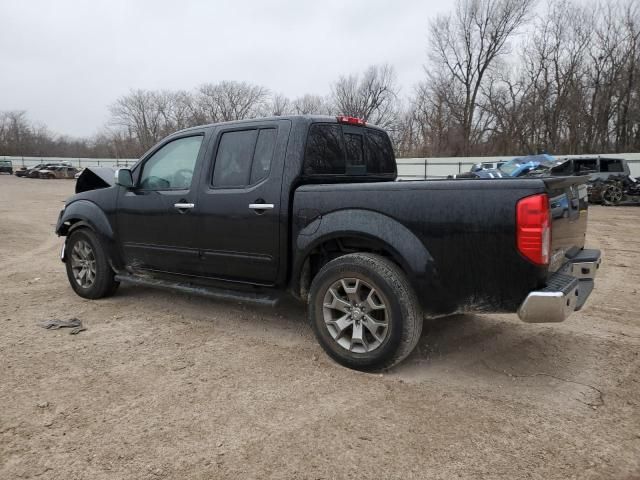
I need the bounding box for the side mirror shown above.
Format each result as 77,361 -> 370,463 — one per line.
115,168 -> 134,188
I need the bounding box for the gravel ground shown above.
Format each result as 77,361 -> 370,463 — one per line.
0,174 -> 639,479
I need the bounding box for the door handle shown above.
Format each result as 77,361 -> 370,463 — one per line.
174,203 -> 195,210
249,203 -> 274,210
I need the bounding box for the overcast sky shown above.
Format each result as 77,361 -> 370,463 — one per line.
0,0 -> 458,137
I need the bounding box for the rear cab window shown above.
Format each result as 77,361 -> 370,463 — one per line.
303,123 -> 396,179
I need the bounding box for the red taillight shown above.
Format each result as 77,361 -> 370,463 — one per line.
336,115 -> 366,126
516,193 -> 551,265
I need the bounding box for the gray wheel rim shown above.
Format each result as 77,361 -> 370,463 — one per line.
603,185 -> 623,204
70,239 -> 96,288
322,278 -> 389,353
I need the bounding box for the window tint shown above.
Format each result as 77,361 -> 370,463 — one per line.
573,159 -> 598,174
213,130 -> 258,187
365,129 -> 396,174
250,129 -> 276,184
304,124 -> 396,176
304,124 -> 345,175
139,136 -> 203,190
601,159 -> 623,172
345,133 -> 366,175
551,160 -> 573,175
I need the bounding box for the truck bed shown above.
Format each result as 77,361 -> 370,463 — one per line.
293,176 -> 590,315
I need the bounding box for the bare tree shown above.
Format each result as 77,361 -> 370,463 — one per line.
615,0 -> 640,151
331,64 -> 399,128
196,81 -> 269,122
269,93 -> 292,116
0,111 -> 32,155
108,89 -> 168,151
292,94 -> 332,115
428,0 -> 534,154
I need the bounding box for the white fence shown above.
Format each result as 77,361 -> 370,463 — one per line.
0,156 -> 137,169
2,153 -> 640,178
397,153 -> 640,179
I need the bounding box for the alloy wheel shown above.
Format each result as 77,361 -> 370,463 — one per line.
322,278 -> 389,353
70,239 -> 97,288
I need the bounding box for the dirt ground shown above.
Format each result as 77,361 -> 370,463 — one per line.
0,174 -> 639,480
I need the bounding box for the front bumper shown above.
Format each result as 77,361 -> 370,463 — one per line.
518,249 -> 601,323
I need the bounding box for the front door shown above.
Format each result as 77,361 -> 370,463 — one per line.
116,133 -> 206,276
195,120 -> 290,285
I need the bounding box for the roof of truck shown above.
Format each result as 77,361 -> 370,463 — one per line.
173,115 -> 385,136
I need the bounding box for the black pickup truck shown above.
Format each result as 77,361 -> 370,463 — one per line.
56,115 -> 601,370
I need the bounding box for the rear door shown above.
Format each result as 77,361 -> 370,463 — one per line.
195,119 -> 291,285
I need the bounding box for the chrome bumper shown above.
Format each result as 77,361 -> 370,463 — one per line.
518,249 -> 601,323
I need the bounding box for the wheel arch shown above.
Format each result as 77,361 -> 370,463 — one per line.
57,200 -> 122,268
56,200 -> 114,238
291,209 -> 438,309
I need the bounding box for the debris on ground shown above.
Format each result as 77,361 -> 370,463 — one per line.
588,174 -> 640,205
40,318 -> 86,335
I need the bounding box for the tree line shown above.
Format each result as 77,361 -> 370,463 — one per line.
1,0 -> 639,160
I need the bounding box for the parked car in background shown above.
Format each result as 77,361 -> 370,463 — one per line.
457,154 -> 557,179
470,161 -> 506,173
0,159 -> 13,174
38,165 -> 78,179
15,163 -> 52,178
548,156 -> 631,180
14,162 -> 74,178
14,167 -> 29,177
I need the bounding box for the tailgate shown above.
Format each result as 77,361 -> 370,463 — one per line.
543,176 -> 589,273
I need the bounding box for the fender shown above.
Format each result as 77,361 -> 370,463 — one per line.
292,209 -> 447,313
55,200 -> 122,268
56,199 -> 114,238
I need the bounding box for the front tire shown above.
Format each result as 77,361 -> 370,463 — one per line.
308,253 -> 423,371
65,229 -> 119,299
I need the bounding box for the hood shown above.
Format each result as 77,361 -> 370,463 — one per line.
75,167 -> 116,193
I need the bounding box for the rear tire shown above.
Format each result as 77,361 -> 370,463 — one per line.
65,229 -> 119,299
308,253 -> 423,371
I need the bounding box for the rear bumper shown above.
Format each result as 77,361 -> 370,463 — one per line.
518,249 -> 601,323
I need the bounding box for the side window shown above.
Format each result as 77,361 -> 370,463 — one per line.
601,159 -> 623,173
250,129 -> 276,184
303,124 -> 345,175
573,159 -> 598,174
212,130 -> 257,187
139,136 -> 203,190
212,128 -> 277,188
